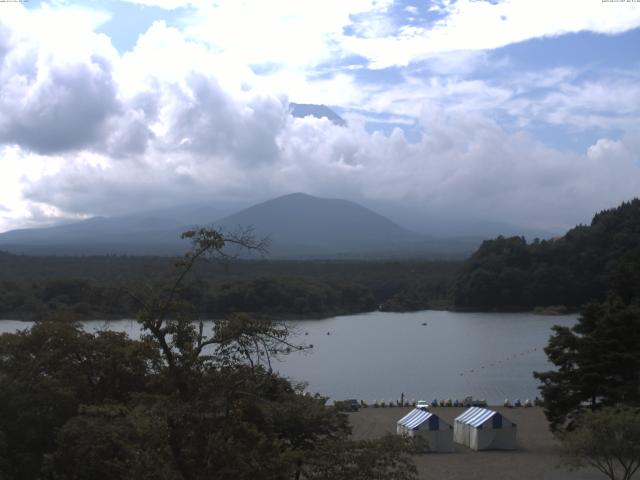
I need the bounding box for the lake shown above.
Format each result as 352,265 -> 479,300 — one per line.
0,310 -> 576,404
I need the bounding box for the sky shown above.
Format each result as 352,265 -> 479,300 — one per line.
0,0 -> 639,235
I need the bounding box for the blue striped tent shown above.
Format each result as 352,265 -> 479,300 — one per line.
453,407 -> 516,450
396,408 -> 453,452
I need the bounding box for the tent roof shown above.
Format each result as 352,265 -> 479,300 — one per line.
455,407 -> 499,427
397,409 -> 437,429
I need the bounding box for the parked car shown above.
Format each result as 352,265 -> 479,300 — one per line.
416,400 -> 430,410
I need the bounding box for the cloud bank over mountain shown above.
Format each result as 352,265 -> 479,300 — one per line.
0,1 -> 639,234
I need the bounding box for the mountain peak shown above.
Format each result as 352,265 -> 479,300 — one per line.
289,103 -> 347,126
216,193 -> 419,253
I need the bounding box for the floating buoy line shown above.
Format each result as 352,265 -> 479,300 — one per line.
458,346 -> 541,378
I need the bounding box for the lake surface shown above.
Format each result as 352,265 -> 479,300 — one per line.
1,311 -> 576,404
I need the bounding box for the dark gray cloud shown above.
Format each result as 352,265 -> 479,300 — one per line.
0,58 -> 119,154
103,107 -> 156,157
0,48 -> 120,154
25,160 -> 197,216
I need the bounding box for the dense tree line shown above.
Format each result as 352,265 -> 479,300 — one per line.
452,199 -> 640,310
0,255 -> 457,319
0,276 -> 377,320
0,229 -> 418,480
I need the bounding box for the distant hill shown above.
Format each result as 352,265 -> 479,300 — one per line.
289,103 -> 346,126
451,198 -> 640,310
0,216 -> 188,255
215,193 -> 424,257
0,193 -> 481,258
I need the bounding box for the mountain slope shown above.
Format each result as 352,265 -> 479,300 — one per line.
215,193 -> 421,254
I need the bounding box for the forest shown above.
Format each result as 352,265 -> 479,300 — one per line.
0,253 -> 457,320
451,199 -> 640,311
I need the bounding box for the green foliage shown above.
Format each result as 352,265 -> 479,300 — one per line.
452,199 -> 640,310
560,405 -> 640,480
0,321 -> 159,479
534,298 -> 640,431
43,403 -> 179,480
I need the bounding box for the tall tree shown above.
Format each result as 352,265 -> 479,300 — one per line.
534,298 -> 640,431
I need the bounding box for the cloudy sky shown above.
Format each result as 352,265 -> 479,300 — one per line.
0,0 -> 639,234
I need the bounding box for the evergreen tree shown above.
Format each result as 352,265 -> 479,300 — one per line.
534,298 -> 640,431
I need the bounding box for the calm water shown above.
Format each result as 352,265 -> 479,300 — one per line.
1,311 -> 576,404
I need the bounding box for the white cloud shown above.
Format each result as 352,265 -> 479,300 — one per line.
181,0 -> 393,68
502,72 -> 640,132
19,98 -> 640,233
117,0 -> 205,8
343,0 -> 640,68
0,145 -> 67,231
1,1 -> 639,235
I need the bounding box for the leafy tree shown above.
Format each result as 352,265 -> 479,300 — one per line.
560,405 -> 640,480
534,298 -> 640,431
43,403 -> 179,480
0,321 -> 159,479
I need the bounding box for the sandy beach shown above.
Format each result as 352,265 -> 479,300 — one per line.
349,406 -> 603,480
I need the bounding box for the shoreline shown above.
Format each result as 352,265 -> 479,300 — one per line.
0,306 -> 579,323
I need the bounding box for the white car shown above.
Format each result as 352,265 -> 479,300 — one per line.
416,400 -> 430,410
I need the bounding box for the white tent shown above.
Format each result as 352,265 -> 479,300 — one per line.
453,407 -> 516,450
396,408 -> 454,452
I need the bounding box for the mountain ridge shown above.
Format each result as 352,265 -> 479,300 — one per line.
0,193 -> 480,258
